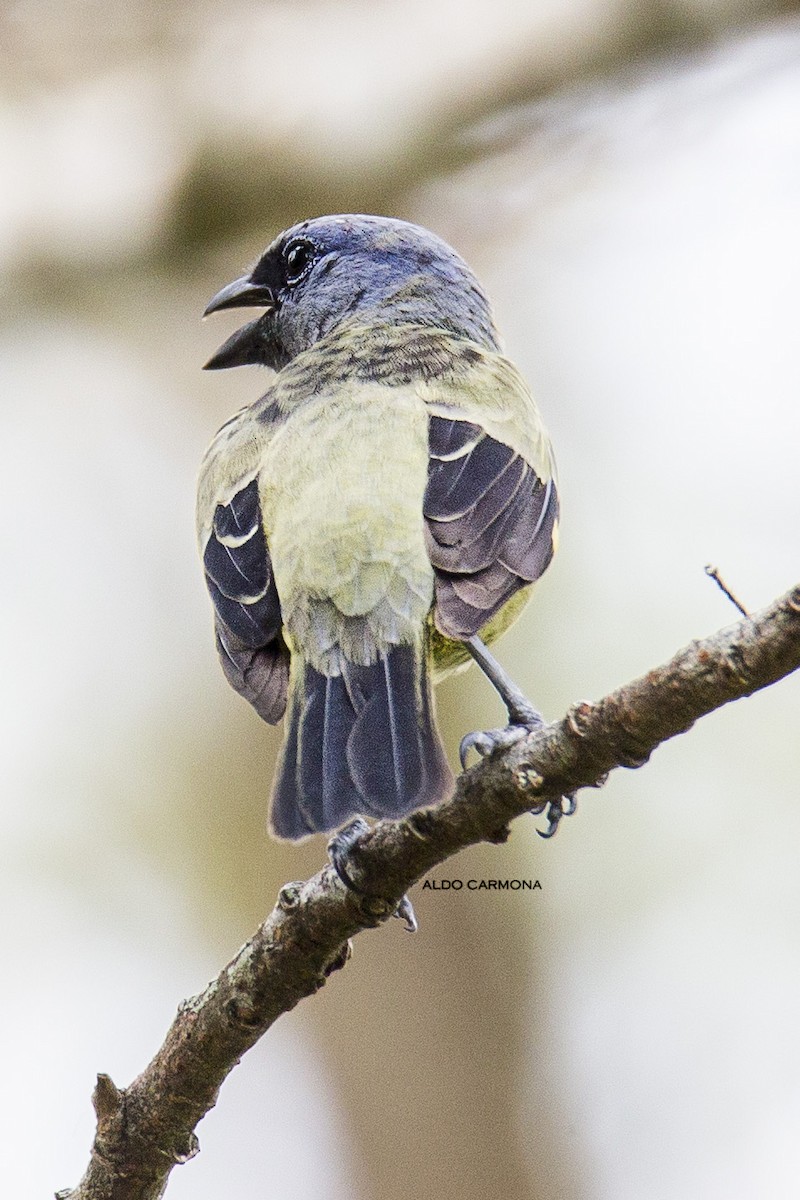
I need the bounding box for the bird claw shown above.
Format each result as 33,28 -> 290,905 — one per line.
535,791 -> 578,838
327,818 -> 370,892
327,818 -> 418,932
459,714 -> 578,839
394,895 -> 419,933
459,719 -> 541,770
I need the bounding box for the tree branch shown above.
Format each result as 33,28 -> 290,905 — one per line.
60,583 -> 800,1200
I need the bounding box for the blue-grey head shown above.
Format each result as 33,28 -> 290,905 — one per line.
203,214 -> 499,371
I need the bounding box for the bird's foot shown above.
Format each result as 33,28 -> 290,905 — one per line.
327,819 -> 418,933
459,704 -> 544,771
327,817 -> 370,891
459,709 -> 578,839
532,791 -> 578,839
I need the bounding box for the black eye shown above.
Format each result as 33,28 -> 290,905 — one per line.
284,240 -> 314,284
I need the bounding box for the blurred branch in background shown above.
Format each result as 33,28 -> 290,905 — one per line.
1,0 -> 799,280
62,582 -> 800,1200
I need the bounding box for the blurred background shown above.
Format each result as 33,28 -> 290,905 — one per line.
3,1 -> 800,1197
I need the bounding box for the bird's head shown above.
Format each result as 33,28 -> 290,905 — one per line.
203,214 -> 499,370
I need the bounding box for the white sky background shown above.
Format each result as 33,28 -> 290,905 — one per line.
1,7 -> 799,1199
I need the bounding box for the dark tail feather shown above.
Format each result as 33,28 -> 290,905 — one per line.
269,642 -> 452,840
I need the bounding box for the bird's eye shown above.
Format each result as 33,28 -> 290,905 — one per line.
284,240 -> 315,284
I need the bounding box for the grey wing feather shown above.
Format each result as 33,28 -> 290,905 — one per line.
202,477 -> 289,723
424,415 -> 558,640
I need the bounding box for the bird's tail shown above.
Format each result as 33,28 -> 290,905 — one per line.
269,641 -> 452,839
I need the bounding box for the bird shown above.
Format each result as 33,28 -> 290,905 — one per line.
198,214 -> 559,841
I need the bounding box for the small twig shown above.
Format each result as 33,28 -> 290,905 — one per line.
705,564 -> 750,617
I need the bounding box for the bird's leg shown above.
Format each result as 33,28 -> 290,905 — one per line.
459,635 -> 577,838
458,635 -> 544,768
328,819 -> 418,932
463,635 -> 544,726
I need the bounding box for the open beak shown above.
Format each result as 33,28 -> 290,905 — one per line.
202,275 -> 277,370
203,276 -> 276,316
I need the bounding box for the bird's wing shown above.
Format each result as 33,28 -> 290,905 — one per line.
197,412 -> 288,723
421,350 -> 559,640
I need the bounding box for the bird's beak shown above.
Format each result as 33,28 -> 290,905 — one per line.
204,318 -> 268,371
203,275 -> 276,370
203,276 -> 276,316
